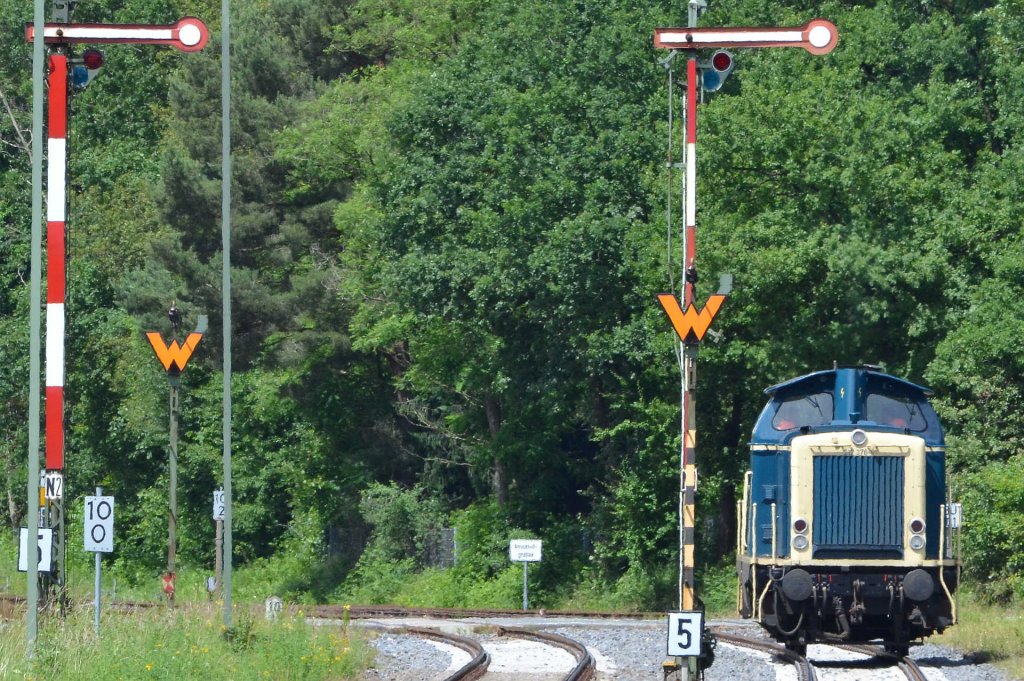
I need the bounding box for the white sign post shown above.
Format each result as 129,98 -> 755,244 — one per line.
84,494 -> 114,552
667,611 -> 704,657
18,528 -> 53,573
213,488 -> 225,520
85,490 -> 114,635
509,539 -> 542,611
44,471 -> 63,501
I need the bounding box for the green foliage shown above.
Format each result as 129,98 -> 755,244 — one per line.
357,482 -> 446,565
4,0 -> 1024,608
0,606 -> 372,680
950,456 -> 1024,601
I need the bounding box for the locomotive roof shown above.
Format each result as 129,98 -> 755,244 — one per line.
751,366 -> 945,447
763,367 -> 934,397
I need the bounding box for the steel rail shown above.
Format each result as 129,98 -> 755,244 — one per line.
497,626 -> 595,681
310,603 -> 657,620
711,629 -> 817,681
403,626 -> 490,681
836,643 -> 930,681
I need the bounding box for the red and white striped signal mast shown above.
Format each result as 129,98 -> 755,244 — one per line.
26,1 -> 208,610
653,5 -> 836,679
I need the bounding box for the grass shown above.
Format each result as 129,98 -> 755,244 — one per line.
933,594 -> 1024,681
0,602 -> 374,680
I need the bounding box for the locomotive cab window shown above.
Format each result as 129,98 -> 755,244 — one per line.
772,391 -> 833,430
864,393 -> 927,430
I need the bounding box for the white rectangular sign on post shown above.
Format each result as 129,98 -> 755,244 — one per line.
44,471 -> 63,500
509,539 -> 542,562
213,488 -> 225,520
667,611 -> 704,657
84,495 -> 114,553
948,502 -> 962,529
18,528 -> 54,572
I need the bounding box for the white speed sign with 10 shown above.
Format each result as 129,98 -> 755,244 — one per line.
84,495 -> 114,553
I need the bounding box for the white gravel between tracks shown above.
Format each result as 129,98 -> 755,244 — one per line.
483,638 -> 577,675
806,644 -> 907,681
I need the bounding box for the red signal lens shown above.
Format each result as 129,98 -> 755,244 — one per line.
711,50 -> 733,72
82,49 -> 104,70
793,518 -> 808,534
909,518 -> 925,534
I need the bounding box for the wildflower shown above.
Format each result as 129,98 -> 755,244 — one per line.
145,663 -> 153,671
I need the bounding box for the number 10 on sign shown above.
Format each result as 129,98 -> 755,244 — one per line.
84,495 -> 114,553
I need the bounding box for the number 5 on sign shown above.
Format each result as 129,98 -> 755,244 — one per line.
84,495 -> 114,553
667,611 -> 704,657
18,528 -> 54,572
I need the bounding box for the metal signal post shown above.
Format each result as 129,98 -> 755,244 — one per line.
146,310 -> 206,608
25,0 -> 209,630
654,4 -> 837,679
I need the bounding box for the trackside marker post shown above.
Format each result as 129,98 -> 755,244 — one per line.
146,312 -> 206,608
509,540 -> 542,610
654,6 -> 837,679
84,488 -> 114,636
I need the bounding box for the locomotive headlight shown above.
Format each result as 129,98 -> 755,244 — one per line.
793,518 -> 808,534
909,518 -> 925,534
850,429 -> 869,447
793,534 -> 809,550
909,535 -> 925,550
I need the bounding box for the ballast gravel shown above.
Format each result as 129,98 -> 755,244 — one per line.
357,618 -> 1013,681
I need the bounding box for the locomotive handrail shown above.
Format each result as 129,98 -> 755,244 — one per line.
771,502 -> 778,560
741,471 -> 752,553
938,504 -> 957,624
756,581 -> 771,621
751,502 -> 758,560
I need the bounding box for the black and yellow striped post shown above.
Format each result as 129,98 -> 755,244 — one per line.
658,278 -> 729,680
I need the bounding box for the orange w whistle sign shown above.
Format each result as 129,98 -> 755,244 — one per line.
146,332 -> 203,373
658,293 -> 726,344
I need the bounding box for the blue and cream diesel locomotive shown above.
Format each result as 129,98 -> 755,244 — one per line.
736,365 -> 961,655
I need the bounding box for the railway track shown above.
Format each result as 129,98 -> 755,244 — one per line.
712,627 -> 933,681
834,643 -> 931,681
402,627 -> 490,680
0,597 -> 965,680
712,629 -> 818,681
311,603 -> 652,621
392,624 -> 594,680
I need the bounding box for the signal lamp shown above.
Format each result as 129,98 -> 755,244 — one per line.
700,50 -> 734,92
82,49 -> 104,70
793,535 -> 809,550
793,518 -> 808,534
71,49 -> 105,90
909,518 -> 925,534
909,535 -> 925,550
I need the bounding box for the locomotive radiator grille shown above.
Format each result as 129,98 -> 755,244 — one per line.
812,455 -> 904,557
